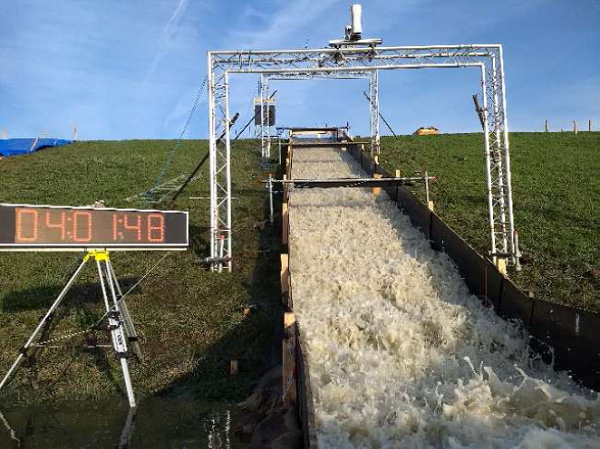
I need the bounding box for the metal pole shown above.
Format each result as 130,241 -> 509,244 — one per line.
224,72 -> 233,271
480,64 -> 497,265
268,174 -> 274,224
514,230 -> 522,272
218,236 -> 225,274
498,46 -> 516,260
368,71 -> 380,155
425,171 -> 430,204
207,52 -> 217,267
491,56 -> 508,256
0,257 -> 88,392
97,258 -> 136,408
108,260 -> 143,362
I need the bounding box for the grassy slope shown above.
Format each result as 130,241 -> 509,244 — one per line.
379,132 -> 599,312
0,140 -> 280,403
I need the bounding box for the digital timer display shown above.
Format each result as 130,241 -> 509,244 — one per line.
0,204 -> 188,251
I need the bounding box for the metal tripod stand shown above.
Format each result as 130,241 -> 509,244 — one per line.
0,250 -> 141,408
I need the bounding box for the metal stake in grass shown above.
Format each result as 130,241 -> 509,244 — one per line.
267,174 -> 274,224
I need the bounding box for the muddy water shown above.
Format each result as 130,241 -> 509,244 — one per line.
288,146 -> 600,448
0,398 -> 248,448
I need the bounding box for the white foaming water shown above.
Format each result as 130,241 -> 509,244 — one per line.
288,147 -> 600,448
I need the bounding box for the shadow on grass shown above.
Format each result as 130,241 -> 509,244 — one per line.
153,184 -> 283,404
1,278 -> 142,312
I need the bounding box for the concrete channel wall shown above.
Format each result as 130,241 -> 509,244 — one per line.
279,141 -> 599,448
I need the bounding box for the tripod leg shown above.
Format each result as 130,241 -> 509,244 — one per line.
118,406 -> 137,449
0,257 -> 88,393
97,259 -> 136,408
107,261 -> 143,362
108,261 -> 124,297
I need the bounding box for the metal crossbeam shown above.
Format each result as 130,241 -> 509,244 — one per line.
265,176 -> 436,189
208,44 -> 516,271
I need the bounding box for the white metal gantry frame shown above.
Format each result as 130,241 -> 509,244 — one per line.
258,74 -> 272,159
258,70 -> 379,158
207,44 -> 516,271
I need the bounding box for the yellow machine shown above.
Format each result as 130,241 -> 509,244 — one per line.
413,127 -> 439,136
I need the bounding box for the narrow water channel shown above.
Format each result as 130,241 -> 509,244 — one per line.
289,146 -> 600,448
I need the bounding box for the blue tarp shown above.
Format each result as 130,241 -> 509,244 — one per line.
0,138 -> 72,157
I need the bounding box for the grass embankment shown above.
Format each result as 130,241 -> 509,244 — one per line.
380,133 -> 599,312
0,140 -> 280,404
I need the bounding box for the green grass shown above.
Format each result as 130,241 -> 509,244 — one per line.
379,132 -> 600,312
0,140 -> 281,404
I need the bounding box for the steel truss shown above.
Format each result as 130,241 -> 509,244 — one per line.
208,45 -> 516,271
259,71 -> 379,157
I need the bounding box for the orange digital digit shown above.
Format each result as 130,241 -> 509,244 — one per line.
72,211 -> 92,242
147,214 -> 165,242
15,208 -> 39,242
45,211 -> 67,240
2,205 -> 187,250
124,214 -> 142,241
112,213 -> 118,241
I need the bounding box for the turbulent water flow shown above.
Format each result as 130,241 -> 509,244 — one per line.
288,147 -> 600,449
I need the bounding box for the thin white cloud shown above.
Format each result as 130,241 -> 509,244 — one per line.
144,0 -> 189,83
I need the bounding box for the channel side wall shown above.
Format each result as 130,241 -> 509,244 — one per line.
279,140 -> 599,449
280,141 -> 319,449
347,143 -> 600,392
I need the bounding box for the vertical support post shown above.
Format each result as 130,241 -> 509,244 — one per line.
268,174 -> 274,224
545,120 -> 549,132
425,171 -> 434,211
368,70 -> 380,156
498,47 -> 516,262
514,230 -> 522,272
490,56 -> 509,257
589,119 -> 592,132
207,52 -> 218,267
208,55 -> 233,271
480,64 -> 498,266
224,72 -> 233,271
573,121 -> 578,134
259,74 -> 271,159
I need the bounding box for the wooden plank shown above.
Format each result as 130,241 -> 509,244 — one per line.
282,174 -> 288,202
282,312 -> 297,403
282,202 -> 289,245
281,253 -> 289,296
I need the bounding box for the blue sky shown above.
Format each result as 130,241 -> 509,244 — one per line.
0,0 -> 598,140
